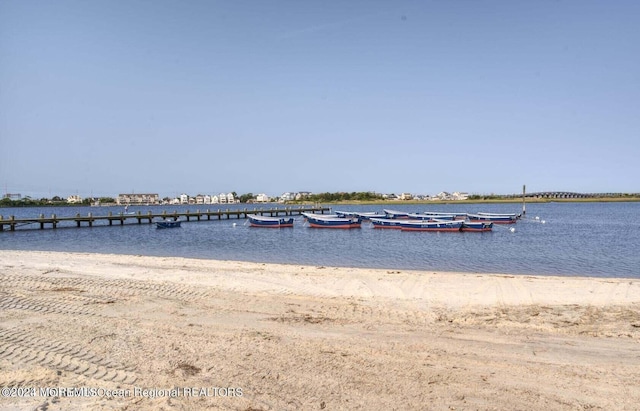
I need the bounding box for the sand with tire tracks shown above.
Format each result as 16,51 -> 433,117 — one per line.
1,250 -> 639,410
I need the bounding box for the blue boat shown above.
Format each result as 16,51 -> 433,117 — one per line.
419,211 -> 468,220
305,215 -> 362,229
336,210 -> 387,220
247,214 -> 294,228
477,212 -> 520,219
370,218 -> 405,229
383,209 -> 411,219
336,211 -> 387,220
335,210 -> 358,217
461,221 -> 493,232
156,219 -> 182,229
302,212 -> 340,219
354,212 -> 387,220
399,220 -> 464,232
406,213 -> 456,221
477,212 -> 519,217
468,213 -> 518,224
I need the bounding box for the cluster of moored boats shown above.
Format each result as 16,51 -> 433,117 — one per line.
247,209 -> 521,232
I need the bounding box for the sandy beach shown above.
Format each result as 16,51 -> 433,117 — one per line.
0,250 -> 639,410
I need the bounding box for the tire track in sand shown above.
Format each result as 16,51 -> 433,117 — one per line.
0,327 -> 138,384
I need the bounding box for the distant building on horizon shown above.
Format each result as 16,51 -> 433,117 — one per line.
66,195 -> 83,204
279,192 -> 295,203
295,192 -> 312,200
117,193 -> 160,205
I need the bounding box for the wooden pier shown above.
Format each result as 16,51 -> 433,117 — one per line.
0,206 -> 331,232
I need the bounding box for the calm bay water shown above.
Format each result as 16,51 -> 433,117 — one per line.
1,202 -> 639,278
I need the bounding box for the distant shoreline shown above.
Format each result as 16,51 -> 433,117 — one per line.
290,196 -> 640,206
1,196 -> 639,208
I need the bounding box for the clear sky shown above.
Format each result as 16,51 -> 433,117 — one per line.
1,1 -> 638,199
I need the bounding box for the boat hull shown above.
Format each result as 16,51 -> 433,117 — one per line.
399,220 -> 464,232
335,211 -> 357,218
383,209 -> 410,219
461,221 -> 493,232
467,214 -> 516,224
301,212 -> 340,219
355,212 -> 387,220
248,215 -> 294,228
400,226 -> 461,232
419,212 -> 468,220
156,221 -> 181,229
370,218 -> 404,229
306,216 -> 361,229
407,213 -> 455,221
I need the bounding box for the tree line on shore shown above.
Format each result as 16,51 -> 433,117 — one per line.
0,192 -> 385,207
2,192 -> 639,208
0,196 -> 115,207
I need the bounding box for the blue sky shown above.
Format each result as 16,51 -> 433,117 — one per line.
1,1 -> 638,199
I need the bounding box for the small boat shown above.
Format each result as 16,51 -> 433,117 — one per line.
461,221 -> 493,232
335,211 -> 386,220
354,212 -> 387,220
467,213 -> 517,224
301,212 -> 340,219
383,209 -> 411,219
248,214 -> 294,228
335,210 -> 358,218
370,218 -> 405,229
477,212 -> 520,218
406,213 -> 455,221
399,220 -> 464,232
420,211 -> 468,220
305,215 -> 362,229
156,219 -> 182,229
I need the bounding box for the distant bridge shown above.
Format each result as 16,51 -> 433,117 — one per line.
506,191 -> 620,199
